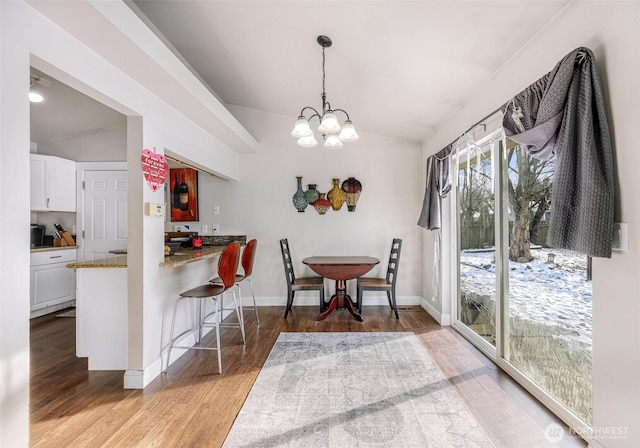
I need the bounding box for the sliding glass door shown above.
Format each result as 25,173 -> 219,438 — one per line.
452,133 -> 593,427
455,139 -> 497,354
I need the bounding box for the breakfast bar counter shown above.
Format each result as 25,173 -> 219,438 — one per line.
65,236 -> 246,371
67,245 -> 233,269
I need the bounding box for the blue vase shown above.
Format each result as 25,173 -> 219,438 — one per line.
292,176 -> 308,212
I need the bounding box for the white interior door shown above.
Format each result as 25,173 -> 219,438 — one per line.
81,170 -> 127,261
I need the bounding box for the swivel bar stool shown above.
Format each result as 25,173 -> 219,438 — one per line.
164,241 -> 242,374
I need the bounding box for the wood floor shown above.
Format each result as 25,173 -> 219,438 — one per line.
30,306 -> 587,447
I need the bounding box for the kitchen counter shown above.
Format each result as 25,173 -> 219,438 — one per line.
67,255 -> 128,269
31,245 -> 78,253
66,245 -> 229,269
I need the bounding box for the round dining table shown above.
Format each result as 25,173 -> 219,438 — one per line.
302,256 -> 380,322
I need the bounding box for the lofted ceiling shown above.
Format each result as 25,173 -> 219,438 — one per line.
130,0 -> 570,144
30,1 -> 571,146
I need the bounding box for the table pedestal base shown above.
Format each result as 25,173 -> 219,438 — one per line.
317,279 -> 362,322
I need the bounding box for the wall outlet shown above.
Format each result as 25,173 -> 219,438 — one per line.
201,224 -> 209,235
213,224 -> 220,235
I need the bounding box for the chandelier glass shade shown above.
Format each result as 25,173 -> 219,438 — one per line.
291,35 -> 359,148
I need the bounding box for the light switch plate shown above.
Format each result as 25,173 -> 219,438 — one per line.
612,222 -> 629,251
201,224 -> 209,235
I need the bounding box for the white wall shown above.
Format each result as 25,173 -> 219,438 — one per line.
198,106 -> 423,306
420,1 -> 640,447
0,2 -> 252,446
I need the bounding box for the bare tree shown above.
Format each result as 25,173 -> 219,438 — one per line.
507,146 -> 553,262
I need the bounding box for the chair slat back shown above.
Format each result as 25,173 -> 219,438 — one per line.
386,238 -> 402,286
241,239 -> 258,278
218,242 -> 241,290
279,239 -> 296,285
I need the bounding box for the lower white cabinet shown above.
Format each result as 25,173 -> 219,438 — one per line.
30,249 -> 77,317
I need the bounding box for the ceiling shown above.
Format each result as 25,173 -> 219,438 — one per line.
29,68 -> 126,144
130,0 -> 570,144
30,1 -> 570,146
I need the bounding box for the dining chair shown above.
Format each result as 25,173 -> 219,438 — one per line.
210,239 -> 260,325
357,238 -> 402,319
279,238 -> 325,318
164,241 -> 242,374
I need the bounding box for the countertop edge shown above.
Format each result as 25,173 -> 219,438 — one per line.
32,245 -> 79,253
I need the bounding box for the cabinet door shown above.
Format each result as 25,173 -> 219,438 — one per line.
30,154 -> 49,210
30,262 -> 76,311
30,154 -> 76,212
53,157 -> 77,212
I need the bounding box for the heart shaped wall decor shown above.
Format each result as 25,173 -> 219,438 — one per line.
141,148 -> 168,192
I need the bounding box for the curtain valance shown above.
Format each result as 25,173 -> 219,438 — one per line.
503,47 -> 614,258
419,47 -> 614,258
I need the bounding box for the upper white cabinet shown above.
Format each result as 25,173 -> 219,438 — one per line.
30,154 -> 76,212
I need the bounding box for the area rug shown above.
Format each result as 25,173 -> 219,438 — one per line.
223,332 -> 494,447
55,309 -> 76,318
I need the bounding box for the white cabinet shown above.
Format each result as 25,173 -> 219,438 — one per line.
30,154 -> 76,212
30,249 -> 77,317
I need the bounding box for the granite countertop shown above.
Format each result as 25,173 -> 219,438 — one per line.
31,245 -> 79,253
67,245 -> 228,269
67,236 -> 246,269
67,255 -> 128,269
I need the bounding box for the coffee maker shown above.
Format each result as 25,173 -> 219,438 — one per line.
30,224 -> 45,248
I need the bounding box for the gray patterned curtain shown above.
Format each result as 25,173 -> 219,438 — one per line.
503,47 -> 614,258
417,144 -> 453,230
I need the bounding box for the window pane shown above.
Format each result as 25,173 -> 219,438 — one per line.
458,143 -> 496,346
503,145 -> 592,424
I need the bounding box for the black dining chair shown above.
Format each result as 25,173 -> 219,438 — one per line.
279,239 -> 325,318
357,238 -> 402,319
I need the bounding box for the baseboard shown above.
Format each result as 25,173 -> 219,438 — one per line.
257,296 -> 421,307
124,310 -> 232,389
420,297 -> 450,326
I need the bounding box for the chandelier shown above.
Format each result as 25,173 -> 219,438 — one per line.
291,35 -> 359,149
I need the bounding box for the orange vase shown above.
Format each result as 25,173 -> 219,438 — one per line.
327,178 -> 346,211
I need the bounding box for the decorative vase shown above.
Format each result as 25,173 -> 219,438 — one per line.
305,184 -> 320,204
292,176 -> 309,212
313,193 -> 331,215
327,178 -> 346,211
341,177 -> 362,212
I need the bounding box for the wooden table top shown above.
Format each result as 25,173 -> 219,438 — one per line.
303,256 -> 380,266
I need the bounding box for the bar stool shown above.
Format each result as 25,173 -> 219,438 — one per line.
210,239 -> 259,325
164,242 -> 242,374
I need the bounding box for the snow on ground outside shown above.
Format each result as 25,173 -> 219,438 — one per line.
460,247 -> 592,347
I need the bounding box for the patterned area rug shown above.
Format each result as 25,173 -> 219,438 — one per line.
223,332 -> 494,447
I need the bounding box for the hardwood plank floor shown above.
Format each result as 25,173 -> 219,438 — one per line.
30,306 -> 587,447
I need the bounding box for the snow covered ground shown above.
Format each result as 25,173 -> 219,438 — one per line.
460,247 -> 592,347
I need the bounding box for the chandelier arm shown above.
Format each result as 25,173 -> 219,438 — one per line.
299,106 -> 321,118
331,108 -> 351,121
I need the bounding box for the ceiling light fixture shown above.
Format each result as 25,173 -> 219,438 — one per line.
29,74 -> 50,103
291,35 -> 359,149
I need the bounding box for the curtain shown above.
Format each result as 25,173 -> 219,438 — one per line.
503,47 -> 614,258
417,144 -> 453,230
